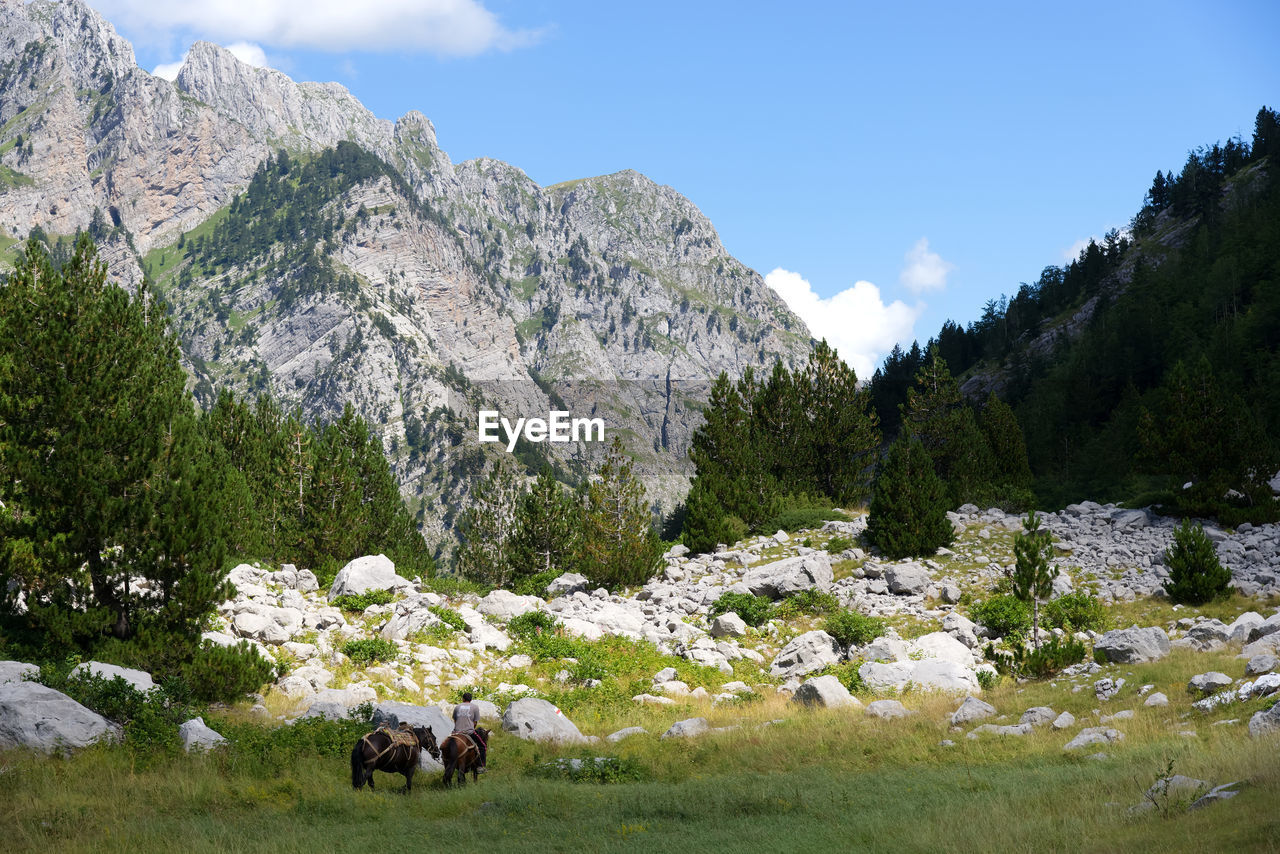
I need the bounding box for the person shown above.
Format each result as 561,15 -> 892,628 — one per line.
452,691 -> 487,772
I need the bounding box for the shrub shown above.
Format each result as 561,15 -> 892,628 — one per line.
529,756 -> 646,784
823,610 -> 886,649
1042,592 -> 1108,633
507,610 -> 560,640
182,641 -> 277,703
428,605 -> 467,631
984,634 -> 1087,678
773,589 -> 841,619
331,589 -> 396,612
1163,518 -> 1232,605
865,435 -> 953,559
342,637 -> 399,664
220,715 -> 372,765
826,535 -> 854,553
512,567 -> 560,597
975,669 -> 999,691
969,594 -> 1031,639
766,507 -> 844,534
708,592 -> 774,627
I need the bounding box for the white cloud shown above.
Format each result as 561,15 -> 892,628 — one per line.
899,237 -> 953,294
95,0 -> 544,56
765,268 -> 923,381
226,41 -> 268,68
1062,237 -> 1094,261
151,59 -> 184,80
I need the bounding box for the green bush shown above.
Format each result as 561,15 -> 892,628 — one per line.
822,610 -> 886,649
766,507 -> 844,534
507,610 -> 561,640
975,669 -> 999,691
865,435 -> 953,559
341,637 -> 400,664
512,567 -> 560,596
1042,592 -> 1108,633
219,715 -> 373,766
428,605 -> 467,631
773,589 -> 841,619
331,589 -> 396,612
708,592 -> 773,627
507,611 -> 579,660
1163,518 -> 1232,605
421,573 -> 491,597
529,756 -> 647,784
969,594 -> 1031,639
984,634 -> 1087,678
826,535 -> 854,553
182,641 -> 277,703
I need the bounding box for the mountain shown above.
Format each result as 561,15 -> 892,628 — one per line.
0,0 -> 813,555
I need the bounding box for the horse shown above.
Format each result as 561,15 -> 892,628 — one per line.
350,723 -> 440,793
440,726 -> 490,787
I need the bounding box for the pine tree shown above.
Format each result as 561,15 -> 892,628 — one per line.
0,236 -> 229,649
796,340 -> 880,505
901,346 -> 992,507
455,459 -> 524,587
1007,511 -> 1058,649
865,435 -> 953,559
510,468 -> 581,582
579,437 -> 663,589
1163,519 -> 1232,605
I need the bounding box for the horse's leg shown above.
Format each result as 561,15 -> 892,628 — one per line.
404,765 -> 414,794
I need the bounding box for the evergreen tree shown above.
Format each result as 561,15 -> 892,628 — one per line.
510,468 -> 581,581
1007,511 -> 1058,649
0,236 -> 229,650
455,459 -> 524,587
979,393 -> 1032,489
865,435 -> 953,559
901,346 -> 992,507
796,340 -> 880,505
579,437 -> 663,589
1163,519 -> 1232,605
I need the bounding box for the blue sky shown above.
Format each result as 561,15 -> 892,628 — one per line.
96,0 -> 1280,379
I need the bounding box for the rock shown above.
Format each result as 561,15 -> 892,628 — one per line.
1144,692 -> 1169,707
632,693 -> 676,706
657,680 -> 691,697
861,635 -> 911,662
711,612 -> 748,638
1019,706 -> 1056,727
469,622 -> 512,652
327,554 -> 412,599
652,667 -> 679,685
940,584 -> 962,604
858,660 -> 915,692
545,572 -> 590,597
178,717 -> 227,752
0,661 -> 39,685
0,682 -> 120,753
769,630 -> 841,679
1188,672 -> 1233,694
1094,678 -> 1121,701
742,554 -> 833,599
70,661 -> 155,693
275,674 -> 317,700
1093,626 -> 1171,663
950,696 -> 997,726
911,632 -> 976,668
1189,782 -> 1242,811
1245,612 -> 1280,643
294,568 -> 320,593
234,611 -> 290,645
884,564 -> 931,596
502,698 -> 588,744
1248,700 -> 1280,738
369,702 -> 454,742
1145,774 -> 1209,804
606,726 -> 647,742
1052,711 -> 1076,730
1245,654 -> 1278,677
1063,727 -> 1124,751
476,590 -> 546,621
662,717 -> 711,738
909,659 -> 980,693
968,723 -> 1032,737
1174,620 -> 1233,652
1241,632 -> 1280,659
865,699 -> 912,719
793,675 -> 860,709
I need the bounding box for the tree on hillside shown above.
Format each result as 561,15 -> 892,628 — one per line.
0,236 -> 232,649
455,458 -> 524,588
579,437 -> 663,590
797,340 -> 880,506
510,467 -> 582,582
865,435 -> 953,560
900,346 -> 991,507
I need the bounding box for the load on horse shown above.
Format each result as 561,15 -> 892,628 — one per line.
351,722 -> 440,793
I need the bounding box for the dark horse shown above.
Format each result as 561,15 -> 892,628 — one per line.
440,727 -> 490,787
351,724 -> 440,793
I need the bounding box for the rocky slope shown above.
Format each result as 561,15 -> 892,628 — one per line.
0,0 -> 811,552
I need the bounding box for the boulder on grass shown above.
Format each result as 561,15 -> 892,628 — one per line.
769,630 -> 841,679
70,661 -> 154,693
502,697 -> 587,744
178,717 -> 227,752
1093,626 -> 1171,664
0,682 -> 120,754
793,675 -> 860,709
327,554 -> 413,600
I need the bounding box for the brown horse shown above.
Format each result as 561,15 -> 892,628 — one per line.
351,724 -> 440,793
440,727 -> 490,787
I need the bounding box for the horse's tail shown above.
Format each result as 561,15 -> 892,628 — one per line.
351,742 -> 364,789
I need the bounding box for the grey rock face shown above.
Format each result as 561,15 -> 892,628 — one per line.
1019,706 -> 1056,727
1144,692 -> 1169,707
0,660 -> 39,685
950,696 -> 997,726
1188,672 -> 1233,694
0,682 -> 120,753
1094,626 -> 1171,663
1245,654 -> 1278,677
1052,711 -> 1076,730
476,590 -> 545,621
545,573 -> 590,597
1063,727 -> 1124,751
501,697 -> 587,744
606,726 -> 647,742
742,554 -> 833,599
178,717 -> 227,752
710,613 -> 748,638
793,675 -> 859,709
661,717 -> 710,738
884,564 -> 931,596
865,699 -> 912,720
769,630 -> 841,679
371,702 -> 453,742
70,661 -> 155,693
1248,701 -> 1280,738
328,554 -> 412,599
